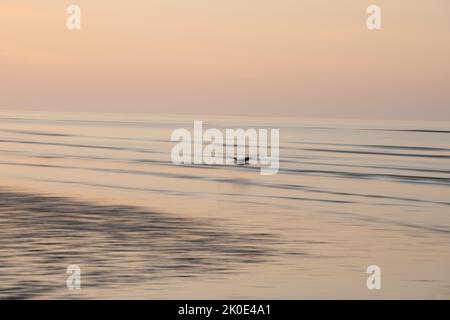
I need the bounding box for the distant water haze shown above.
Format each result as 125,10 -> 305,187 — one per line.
1,0 -> 449,119
0,111 -> 449,298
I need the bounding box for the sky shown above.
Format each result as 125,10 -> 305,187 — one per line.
0,0 -> 449,120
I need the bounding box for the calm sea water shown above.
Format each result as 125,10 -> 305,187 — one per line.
0,111 -> 449,299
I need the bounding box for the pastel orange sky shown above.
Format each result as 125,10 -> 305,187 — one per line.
1,0 -> 449,120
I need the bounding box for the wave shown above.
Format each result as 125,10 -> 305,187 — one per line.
0,188 -> 275,299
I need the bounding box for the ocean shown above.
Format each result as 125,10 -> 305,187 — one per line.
0,111 -> 449,299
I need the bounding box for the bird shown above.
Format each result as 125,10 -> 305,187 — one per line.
233,156 -> 250,165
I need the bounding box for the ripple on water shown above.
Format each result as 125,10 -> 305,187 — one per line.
0,189 -> 275,299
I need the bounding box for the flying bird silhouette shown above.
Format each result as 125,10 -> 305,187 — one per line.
233,156 -> 250,165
